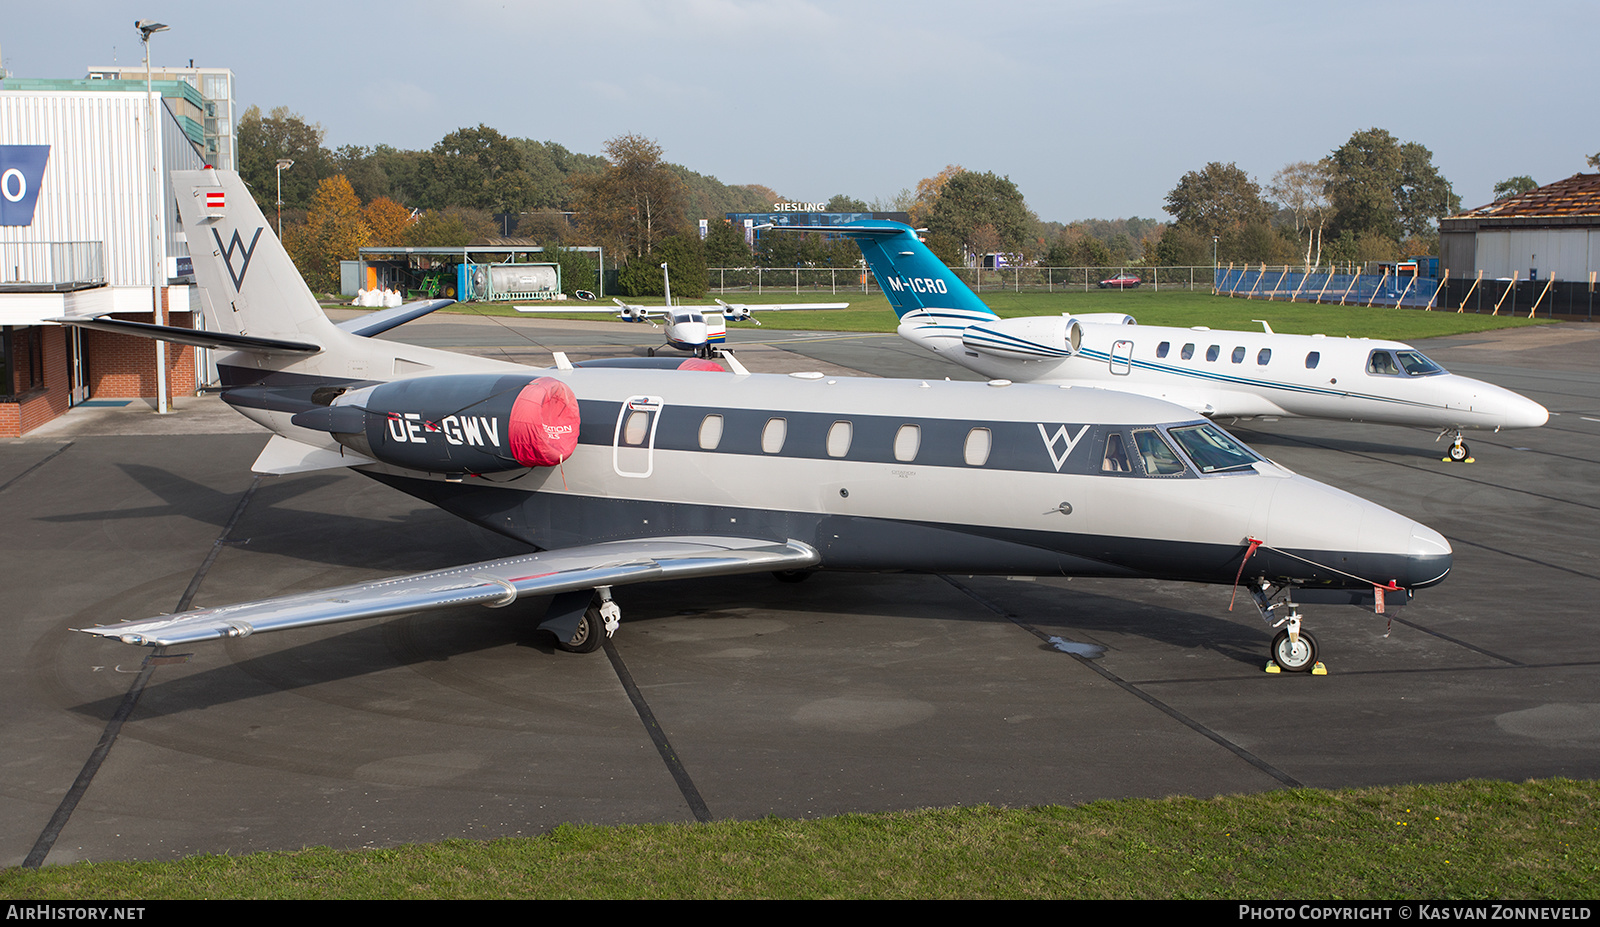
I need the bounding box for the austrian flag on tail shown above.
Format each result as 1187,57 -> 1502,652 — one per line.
194,186 -> 226,219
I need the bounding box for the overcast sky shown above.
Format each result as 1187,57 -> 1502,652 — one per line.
5,0 -> 1595,223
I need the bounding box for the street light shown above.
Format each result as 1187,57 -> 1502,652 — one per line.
275,158 -> 294,236
138,19 -> 169,414
1212,235 -> 1219,294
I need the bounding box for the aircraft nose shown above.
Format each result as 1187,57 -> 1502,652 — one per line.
1510,394 -> 1550,429
1262,475 -> 1451,591
1405,523 -> 1452,589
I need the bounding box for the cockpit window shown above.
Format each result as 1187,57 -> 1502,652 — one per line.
1366,350 -> 1401,376
1102,432 -> 1132,473
1367,349 -> 1446,377
1132,430 -> 1185,476
1167,422 -> 1261,474
1395,350 -> 1446,376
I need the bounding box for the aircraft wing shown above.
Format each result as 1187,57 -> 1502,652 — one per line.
719,300 -> 850,312
78,536 -> 820,647
515,299 -> 660,320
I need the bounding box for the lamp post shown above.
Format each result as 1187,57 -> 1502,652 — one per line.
1212,235 -> 1219,295
275,158 -> 294,236
138,19 -> 169,414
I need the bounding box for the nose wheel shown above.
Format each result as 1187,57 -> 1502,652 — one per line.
1439,430 -> 1473,463
1250,582 -> 1328,675
1270,626 -> 1320,672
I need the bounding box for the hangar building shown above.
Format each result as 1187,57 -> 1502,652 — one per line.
1440,173 -> 1600,317
0,86 -> 209,436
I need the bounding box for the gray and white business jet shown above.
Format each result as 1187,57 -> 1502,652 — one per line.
63,171 -> 1452,673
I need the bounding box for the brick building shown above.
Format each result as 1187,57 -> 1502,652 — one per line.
1,88 -> 207,436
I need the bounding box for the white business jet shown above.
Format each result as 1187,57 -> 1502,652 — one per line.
792,221 -> 1547,463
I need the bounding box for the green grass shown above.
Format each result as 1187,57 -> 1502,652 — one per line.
414,288 -> 1551,342
4,779 -> 1596,899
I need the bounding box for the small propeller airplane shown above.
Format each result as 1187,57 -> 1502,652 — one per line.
57,170 -> 1453,673
779,221 -> 1548,463
517,262 -> 847,358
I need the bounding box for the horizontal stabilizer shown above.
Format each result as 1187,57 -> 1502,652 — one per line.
251,434 -> 376,474
51,317 -> 321,355
336,299 -> 456,338
78,536 -> 821,647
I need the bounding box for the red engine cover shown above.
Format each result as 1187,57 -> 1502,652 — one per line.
507,377 -> 581,467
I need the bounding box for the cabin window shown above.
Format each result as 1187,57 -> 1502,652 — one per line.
1133,430 -> 1185,476
826,420 -> 852,458
698,415 -> 724,450
1205,345 -> 1220,362
1102,432 -> 1132,473
622,410 -> 652,446
1305,351 -> 1320,369
1156,341 -> 1170,358
963,427 -> 992,466
894,424 -> 921,462
1181,343 -> 1195,360
762,418 -> 788,453
1231,346 -> 1246,364
1257,348 -> 1272,365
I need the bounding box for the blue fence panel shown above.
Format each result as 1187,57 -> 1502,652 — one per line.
1215,268 -> 1441,308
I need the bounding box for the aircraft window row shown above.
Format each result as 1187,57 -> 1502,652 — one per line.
1367,349 -> 1446,377
692,414 -> 991,466
1155,341 -> 1276,367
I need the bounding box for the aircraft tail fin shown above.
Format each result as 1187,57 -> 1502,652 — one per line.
171,169 -> 346,349
782,221 -> 998,322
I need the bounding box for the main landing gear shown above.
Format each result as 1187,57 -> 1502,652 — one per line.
1438,429 -> 1474,464
542,587 -> 622,654
1249,582 -> 1326,675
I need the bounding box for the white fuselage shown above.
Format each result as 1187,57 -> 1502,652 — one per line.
900,314 -> 1548,431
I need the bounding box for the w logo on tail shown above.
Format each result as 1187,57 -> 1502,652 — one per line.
212,227 -> 263,291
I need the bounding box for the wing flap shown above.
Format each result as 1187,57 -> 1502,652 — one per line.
77,537 -> 820,647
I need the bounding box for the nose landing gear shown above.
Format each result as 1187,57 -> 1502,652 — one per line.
1250,582 -> 1328,675
1438,429 -> 1474,463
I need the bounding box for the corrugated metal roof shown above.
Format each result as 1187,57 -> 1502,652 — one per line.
1453,173 -> 1600,219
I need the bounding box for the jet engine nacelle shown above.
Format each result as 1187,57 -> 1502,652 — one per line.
292,373 -> 580,475
957,314 -> 1085,360
1072,312 -> 1137,326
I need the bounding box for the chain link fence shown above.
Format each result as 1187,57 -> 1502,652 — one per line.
707,265 -> 1217,295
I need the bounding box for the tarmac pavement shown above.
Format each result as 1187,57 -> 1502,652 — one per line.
3,313 -> 1597,866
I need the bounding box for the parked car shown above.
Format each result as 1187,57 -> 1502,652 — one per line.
1098,273 -> 1142,289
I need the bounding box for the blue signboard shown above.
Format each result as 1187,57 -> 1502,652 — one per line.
0,146 -> 51,226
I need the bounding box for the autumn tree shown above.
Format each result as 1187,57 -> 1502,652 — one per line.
285,175 -> 369,293
362,197 -> 413,246
572,134 -> 687,262
909,164 -> 966,227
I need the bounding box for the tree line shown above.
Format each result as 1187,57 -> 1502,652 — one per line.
237,106 -> 1575,294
